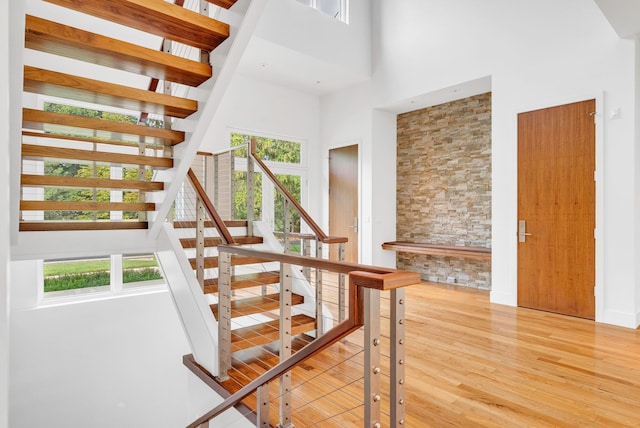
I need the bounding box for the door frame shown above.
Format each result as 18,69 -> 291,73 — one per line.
515,92 -> 604,322
327,140 -> 361,263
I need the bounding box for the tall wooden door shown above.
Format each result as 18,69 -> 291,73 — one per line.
329,145 -> 358,262
517,99 -> 596,319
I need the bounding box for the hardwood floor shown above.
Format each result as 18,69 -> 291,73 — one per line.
215,280 -> 640,427
401,282 -> 640,427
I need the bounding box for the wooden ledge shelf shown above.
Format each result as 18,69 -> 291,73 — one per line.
382,241 -> 491,261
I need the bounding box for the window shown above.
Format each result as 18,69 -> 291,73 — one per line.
41,253 -> 164,301
297,0 -> 348,22
230,132 -> 307,240
122,254 -> 163,289
43,257 -> 112,297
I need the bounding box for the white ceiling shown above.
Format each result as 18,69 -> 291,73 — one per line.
594,0 -> 640,38
235,36 -> 370,97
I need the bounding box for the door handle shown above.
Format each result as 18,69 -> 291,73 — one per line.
518,220 -> 532,243
347,217 -> 358,233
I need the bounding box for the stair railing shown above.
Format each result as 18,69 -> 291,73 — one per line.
190,244 -> 420,428
176,168 -> 236,288
248,138 -> 350,331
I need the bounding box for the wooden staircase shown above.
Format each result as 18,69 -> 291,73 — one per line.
175,217 -> 316,354
19,0 -> 235,231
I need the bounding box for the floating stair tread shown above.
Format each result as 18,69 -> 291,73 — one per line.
210,293 -> 304,320
25,15 -> 212,87
21,174 -> 164,191
19,221 -> 148,231
22,109 -> 185,146
230,314 -> 316,352
22,131 -> 164,151
44,0 -> 229,52
21,144 -> 173,169
203,271 -> 281,294
24,66 -> 198,119
173,220 -> 247,228
179,236 -> 262,248
205,0 -> 238,9
20,200 -> 155,212
188,255 -> 272,270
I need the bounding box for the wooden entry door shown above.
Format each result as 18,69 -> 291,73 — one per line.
517,99 -> 596,319
329,144 -> 358,262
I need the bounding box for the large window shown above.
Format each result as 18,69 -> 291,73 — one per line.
42,253 -> 163,300
230,132 -> 306,237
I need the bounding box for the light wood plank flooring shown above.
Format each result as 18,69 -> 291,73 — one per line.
218,280 -> 640,427
401,282 -> 640,427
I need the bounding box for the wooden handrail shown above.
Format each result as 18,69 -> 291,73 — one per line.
249,139 -> 347,245
187,246 -> 420,427
186,168 -> 236,245
216,244 -> 407,277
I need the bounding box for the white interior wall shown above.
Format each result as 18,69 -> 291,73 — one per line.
1,0 -> 10,425
201,74 -> 323,221
8,261 -> 241,428
320,0 -> 639,327
635,35 -> 640,326
255,0 -> 371,78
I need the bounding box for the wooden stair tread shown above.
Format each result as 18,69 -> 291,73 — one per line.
188,255 -> 272,270
205,0 -> 238,9
19,221 -> 148,231
21,131 -> 164,151
20,200 -> 155,212
210,293 -> 304,319
21,144 -> 173,169
21,174 -> 164,191
22,109 -> 185,146
179,236 -> 262,248
230,314 -> 316,352
44,0 -> 229,52
203,271 -> 281,294
24,66 -> 198,119
25,15 -> 212,87
173,220 -> 248,228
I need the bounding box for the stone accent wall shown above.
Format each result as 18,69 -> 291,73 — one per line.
396,93 -> 491,289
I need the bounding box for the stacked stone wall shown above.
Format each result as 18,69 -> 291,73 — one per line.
396,93 -> 491,289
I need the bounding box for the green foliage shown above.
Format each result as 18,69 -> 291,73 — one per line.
44,256 -> 157,276
274,174 -> 301,233
234,171 -> 262,220
44,259 -> 111,277
122,268 -> 163,284
230,133 -> 301,164
43,268 -> 162,292
44,102 -> 138,124
231,133 -> 303,230
42,162 -> 151,220
44,271 -> 110,292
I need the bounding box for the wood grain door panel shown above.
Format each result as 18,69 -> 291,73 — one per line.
329,145 -> 358,262
517,100 -> 595,319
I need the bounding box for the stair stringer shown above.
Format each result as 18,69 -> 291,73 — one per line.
156,222 -> 219,376
149,0 -> 268,238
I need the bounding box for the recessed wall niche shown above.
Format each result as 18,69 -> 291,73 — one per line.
396,92 -> 491,289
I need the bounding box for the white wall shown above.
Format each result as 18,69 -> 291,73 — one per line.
636,35 -> 640,326
0,0 -> 10,424
8,261 -> 245,428
255,0 -> 371,78
201,74 -> 323,219
320,0 -> 639,327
